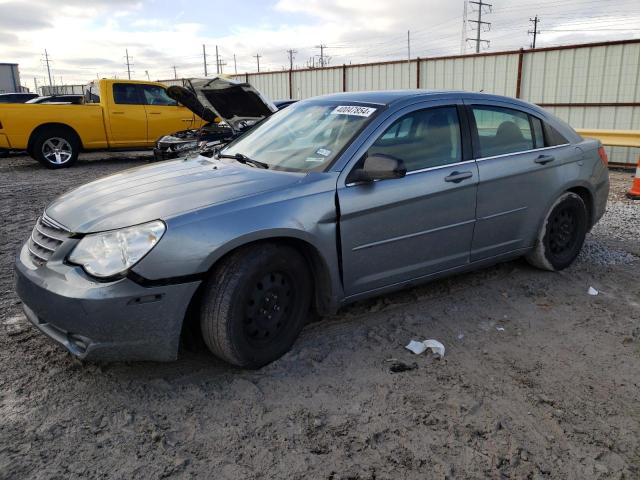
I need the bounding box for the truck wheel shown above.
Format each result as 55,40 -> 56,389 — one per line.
526,192 -> 588,271
200,244 -> 312,369
31,128 -> 79,168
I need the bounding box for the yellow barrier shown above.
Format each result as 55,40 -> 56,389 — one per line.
575,129 -> 640,148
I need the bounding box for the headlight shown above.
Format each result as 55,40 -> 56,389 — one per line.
68,220 -> 165,278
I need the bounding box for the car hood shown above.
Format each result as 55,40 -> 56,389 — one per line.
45,157 -> 302,233
167,76 -> 277,133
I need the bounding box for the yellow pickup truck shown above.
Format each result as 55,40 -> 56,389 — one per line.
0,79 -> 204,168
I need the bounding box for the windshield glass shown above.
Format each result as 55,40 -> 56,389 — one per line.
221,101 -> 380,172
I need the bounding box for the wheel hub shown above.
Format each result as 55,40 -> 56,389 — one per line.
549,207 -> 577,254
244,272 -> 293,342
42,137 -> 72,165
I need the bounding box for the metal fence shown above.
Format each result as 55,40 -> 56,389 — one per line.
39,84 -> 85,95
225,39 -> 639,166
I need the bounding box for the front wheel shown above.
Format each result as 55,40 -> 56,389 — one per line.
31,128 -> 79,168
200,244 -> 312,368
526,192 -> 588,271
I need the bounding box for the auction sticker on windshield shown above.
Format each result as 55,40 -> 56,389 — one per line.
331,105 -> 377,117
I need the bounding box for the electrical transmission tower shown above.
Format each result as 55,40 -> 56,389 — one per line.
466,1 -> 492,53
528,15 -> 541,48
124,49 -> 133,79
315,44 -> 330,67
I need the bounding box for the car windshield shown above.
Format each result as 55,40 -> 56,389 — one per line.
221,101 -> 380,172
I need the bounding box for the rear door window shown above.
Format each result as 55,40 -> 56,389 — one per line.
368,106 -> 462,172
471,106 -> 534,157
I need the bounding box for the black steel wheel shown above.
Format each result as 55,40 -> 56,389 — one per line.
200,243 -> 312,368
526,192 -> 588,271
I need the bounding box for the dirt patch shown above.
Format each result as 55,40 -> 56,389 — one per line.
1,154 -> 639,479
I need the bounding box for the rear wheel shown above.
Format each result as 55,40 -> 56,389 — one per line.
31,128 -> 79,168
526,192 -> 588,271
200,244 -> 312,368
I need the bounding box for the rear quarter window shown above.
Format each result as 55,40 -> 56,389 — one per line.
543,122 -> 569,146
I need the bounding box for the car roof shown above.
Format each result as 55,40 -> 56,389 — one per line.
310,89 -> 540,110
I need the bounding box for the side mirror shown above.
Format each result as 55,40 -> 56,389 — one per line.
348,154 -> 407,184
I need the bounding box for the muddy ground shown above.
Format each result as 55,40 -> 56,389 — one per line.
0,153 -> 639,479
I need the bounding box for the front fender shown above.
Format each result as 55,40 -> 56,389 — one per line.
131,172 -> 342,304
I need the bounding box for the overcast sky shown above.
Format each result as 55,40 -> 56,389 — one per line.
1,0 -> 639,90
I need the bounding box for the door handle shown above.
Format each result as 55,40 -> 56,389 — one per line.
148,112 -> 161,115
444,171 -> 473,183
112,111 -> 124,114
535,154 -> 555,165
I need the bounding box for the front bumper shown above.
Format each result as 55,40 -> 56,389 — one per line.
152,147 -> 183,162
14,244 -> 200,362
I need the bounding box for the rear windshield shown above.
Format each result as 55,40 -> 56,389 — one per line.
222,101 -> 380,172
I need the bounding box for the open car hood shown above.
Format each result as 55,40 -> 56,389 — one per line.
166,77 -> 277,133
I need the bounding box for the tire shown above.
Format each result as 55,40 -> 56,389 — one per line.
200,244 -> 312,368
31,128 -> 80,169
526,192 -> 588,271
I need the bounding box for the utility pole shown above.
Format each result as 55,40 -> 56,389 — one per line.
315,44 -> 327,67
144,70 -> 150,81
43,49 -> 53,87
460,1 -> 468,54
287,49 -> 297,70
233,54 -> 238,74
33,77 -> 38,94
215,45 -> 220,74
202,44 -> 208,76
125,49 -> 132,79
217,57 -> 226,74
466,1 -> 492,53
528,15 -> 541,48
254,53 -> 262,72
407,30 -> 411,88
172,65 -> 177,79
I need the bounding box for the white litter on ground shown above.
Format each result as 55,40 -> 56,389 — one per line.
588,286 -> 599,296
496,326 -> 505,331
405,339 -> 445,357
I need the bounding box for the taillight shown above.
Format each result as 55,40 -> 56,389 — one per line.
598,146 -> 608,166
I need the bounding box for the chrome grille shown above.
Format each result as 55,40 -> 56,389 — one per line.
27,215 -> 70,266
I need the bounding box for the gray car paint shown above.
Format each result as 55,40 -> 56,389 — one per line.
14,90 -> 609,361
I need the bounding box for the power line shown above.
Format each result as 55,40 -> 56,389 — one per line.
529,15 -> 541,48
467,1 -> 492,53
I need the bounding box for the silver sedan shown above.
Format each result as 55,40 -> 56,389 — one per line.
15,90 -> 609,368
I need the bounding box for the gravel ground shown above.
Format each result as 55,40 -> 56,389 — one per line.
1,153 -> 639,479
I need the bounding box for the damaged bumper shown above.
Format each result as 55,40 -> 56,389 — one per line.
14,244 -> 200,362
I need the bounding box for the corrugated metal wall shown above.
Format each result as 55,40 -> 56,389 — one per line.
247,72 -> 289,100
420,53 -> 520,97
168,39 -> 640,165
347,62 -> 417,91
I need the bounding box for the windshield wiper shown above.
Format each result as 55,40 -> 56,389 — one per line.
217,152 -> 269,169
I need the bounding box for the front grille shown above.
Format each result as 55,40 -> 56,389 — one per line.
27,215 -> 71,266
